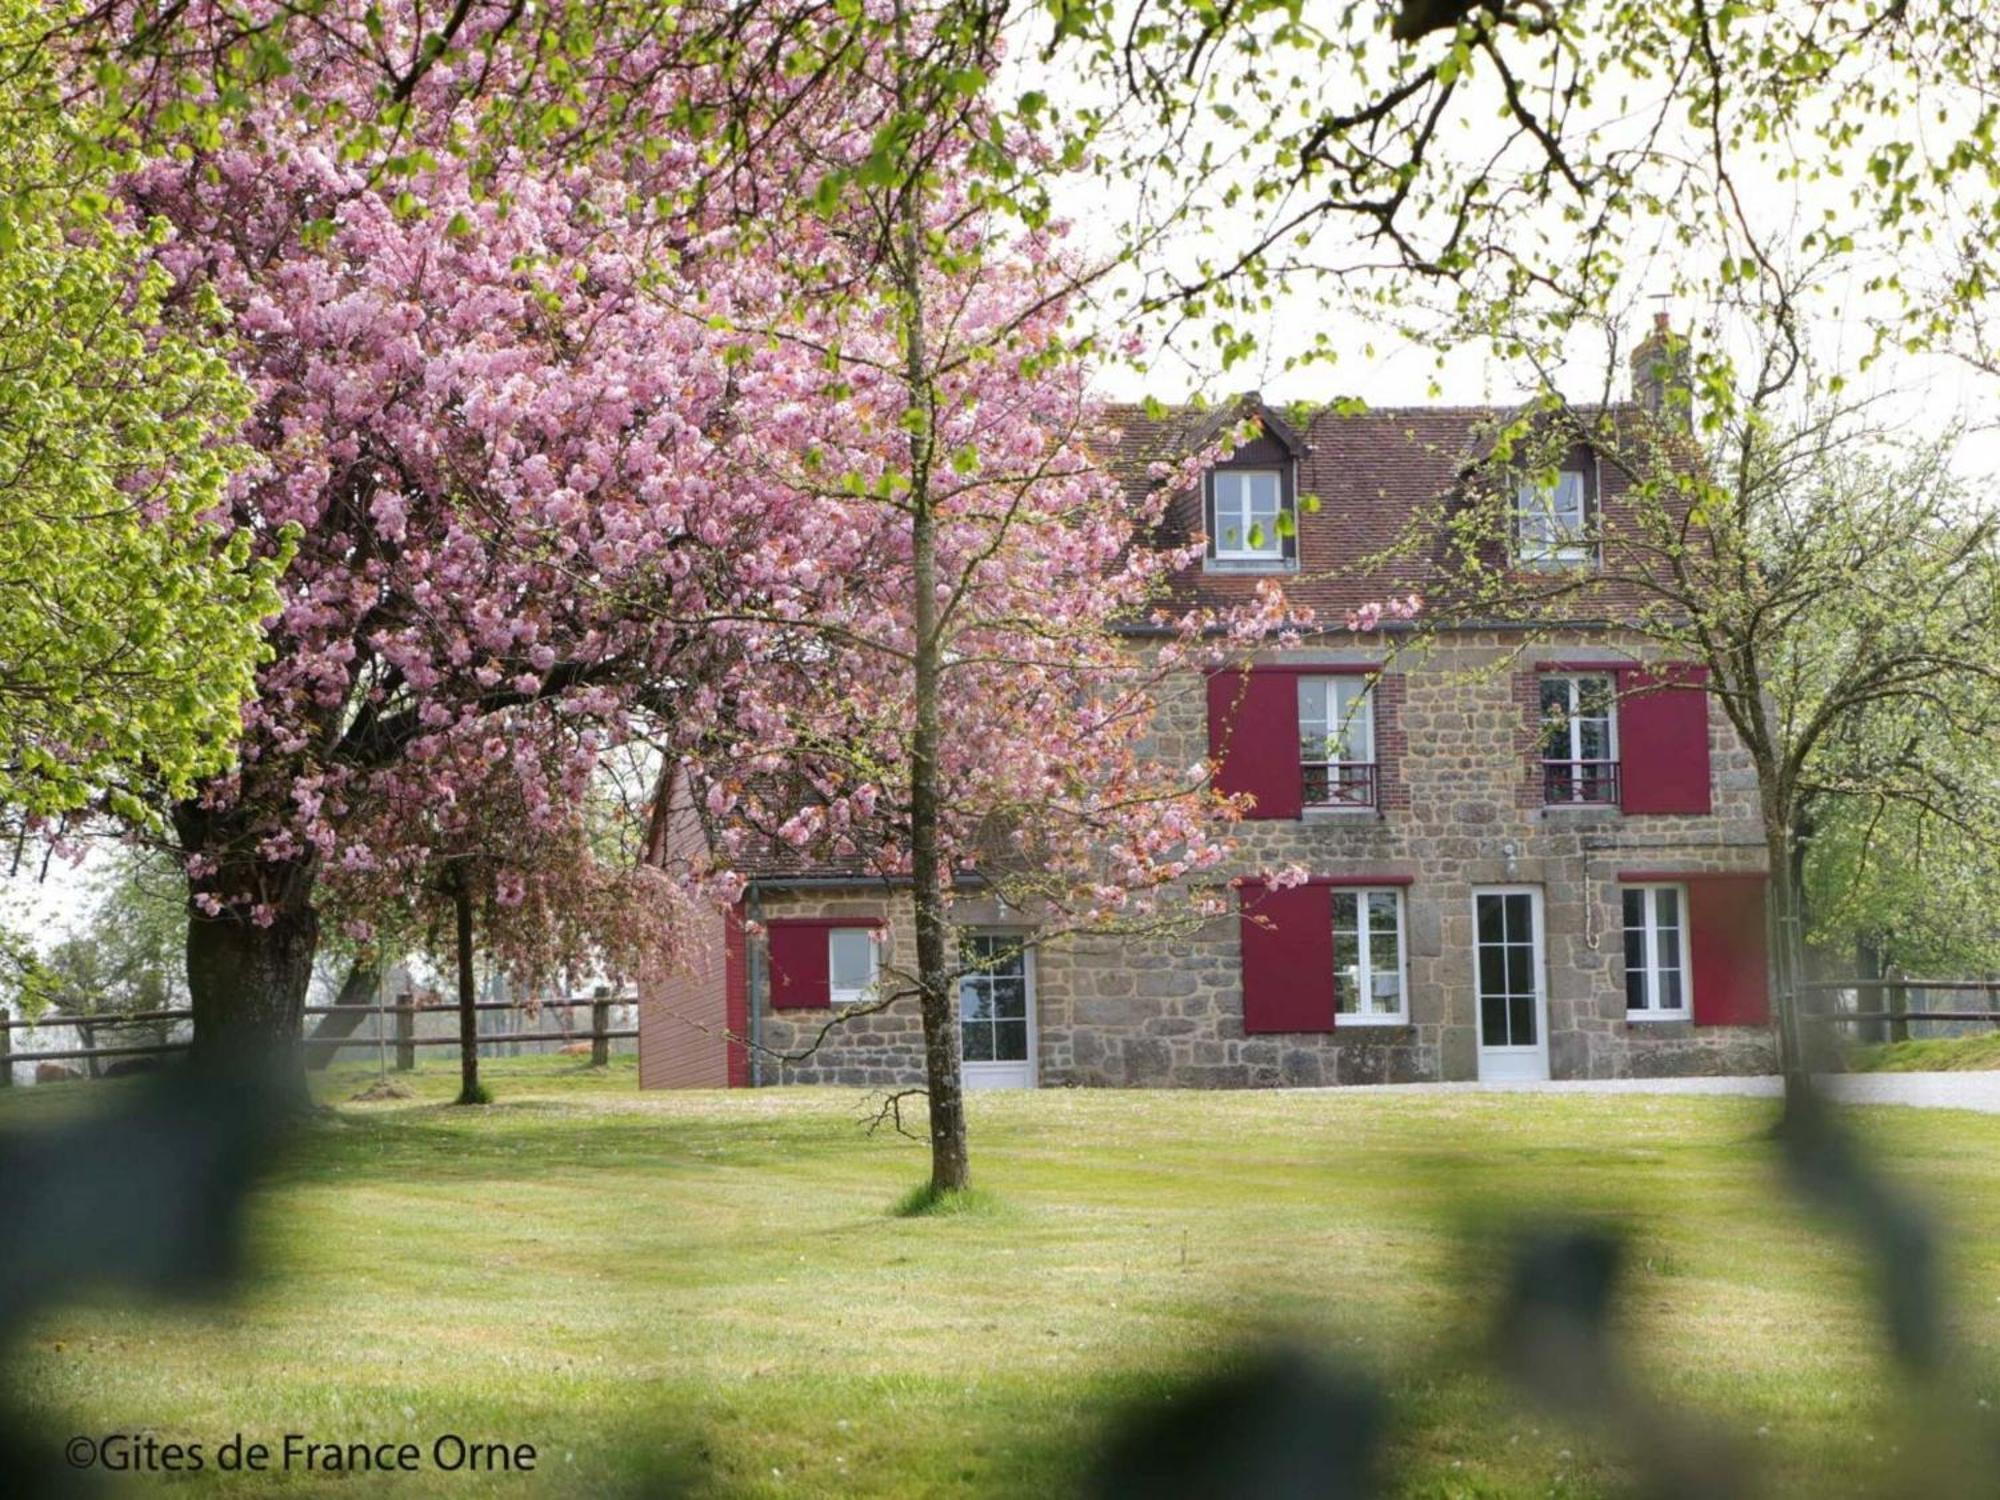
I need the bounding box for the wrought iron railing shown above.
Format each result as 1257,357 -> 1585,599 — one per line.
1302,761 -> 1377,810
1542,758 -> 1620,806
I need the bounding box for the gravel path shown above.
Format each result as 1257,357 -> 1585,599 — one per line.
1318,1071 -> 2000,1113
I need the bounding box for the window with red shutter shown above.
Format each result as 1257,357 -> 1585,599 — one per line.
1618,665 -> 1712,814
1206,669 -> 1303,819
766,922 -> 831,1009
1622,872 -> 1770,1026
1685,875 -> 1770,1025
1238,881 -> 1336,1032
766,918 -> 886,1010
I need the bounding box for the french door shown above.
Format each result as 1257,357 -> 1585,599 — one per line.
1473,889 -> 1549,1081
959,935 -> 1037,1089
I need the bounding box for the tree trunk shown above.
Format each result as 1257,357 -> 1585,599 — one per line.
454,872 -> 482,1105
894,27 -> 970,1194
1765,823 -> 1814,1098
186,898 -> 318,1107
304,958 -> 385,1071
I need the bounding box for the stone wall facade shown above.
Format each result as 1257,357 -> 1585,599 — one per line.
732,629 -> 1778,1090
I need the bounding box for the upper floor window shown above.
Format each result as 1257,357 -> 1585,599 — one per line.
827,927 -> 880,1005
1623,884 -> 1690,1017
1515,456 -> 1597,567
1208,469 -> 1290,564
1298,676 -> 1375,809
1540,673 -> 1619,805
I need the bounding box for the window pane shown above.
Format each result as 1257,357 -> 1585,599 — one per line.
1655,886 -> 1680,930
1334,926 -> 1361,1014
1505,943 -> 1533,997
1624,926 -> 1648,1008
959,979 -> 992,1022
1552,469 -> 1586,526
1509,992 -> 1537,1045
829,929 -> 874,995
1623,888 -> 1644,928
1540,678 -> 1571,729
989,977 -> 1027,1020
1504,894 -> 1531,941
1298,678 -> 1329,738
1478,894 -> 1506,944
1661,969 -> 1684,1010
961,1021 -> 994,1062
992,1020 -> 1029,1062
1626,963 -> 1648,1011
1482,993 -> 1510,1047
1247,471 -> 1280,521
1480,944 -> 1507,997
1213,473 -> 1245,549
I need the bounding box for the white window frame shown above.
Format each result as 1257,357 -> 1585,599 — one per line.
1332,887 -> 1408,1025
1540,673 -> 1619,805
1298,676 -> 1376,808
1208,468 -> 1288,562
1515,463 -> 1596,566
1623,883 -> 1692,1019
827,927 -> 880,1006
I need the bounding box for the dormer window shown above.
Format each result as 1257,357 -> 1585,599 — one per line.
1209,469 -> 1286,561
1514,450 -> 1598,567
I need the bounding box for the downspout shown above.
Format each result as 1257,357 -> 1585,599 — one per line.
746,882 -> 766,1088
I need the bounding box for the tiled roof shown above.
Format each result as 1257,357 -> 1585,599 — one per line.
1104,395 -> 1680,626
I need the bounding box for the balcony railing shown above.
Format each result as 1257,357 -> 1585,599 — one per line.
1543,758 -> 1620,806
1302,760 -> 1377,810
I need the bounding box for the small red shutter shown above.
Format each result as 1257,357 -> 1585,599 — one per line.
1687,876 -> 1770,1026
1207,670 -> 1303,820
1238,882 -> 1336,1032
1619,665 -> 1712,814
767,922 -> 829,1009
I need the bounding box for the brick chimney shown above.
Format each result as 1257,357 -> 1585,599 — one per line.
1630,311 -> 1692,427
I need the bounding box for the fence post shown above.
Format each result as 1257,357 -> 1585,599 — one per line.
0,1005 -> 10,1087
394,993 -> 415,1072
1888,973 -> 1910,1045
591,985 -> 610,1068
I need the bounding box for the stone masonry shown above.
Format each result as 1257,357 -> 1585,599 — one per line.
745,628 -> 1778,1089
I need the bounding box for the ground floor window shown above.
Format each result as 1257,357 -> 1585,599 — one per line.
1333,889 -> 1406,1023
827,927 -> 879,1005
959,935 -> 1030,1063
1623,884 -> 1690,1017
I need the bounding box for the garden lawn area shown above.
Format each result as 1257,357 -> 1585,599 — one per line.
1851,1031 -> 2000,1072
8,1058 -> 2000,1498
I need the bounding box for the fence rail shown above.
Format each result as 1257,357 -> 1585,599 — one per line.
1800,976 -> 2000,1043
0,994 -> 637,1082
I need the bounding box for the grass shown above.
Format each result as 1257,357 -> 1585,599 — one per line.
7,1057 -> 2000,1497
1851,1031 -> 2000,1072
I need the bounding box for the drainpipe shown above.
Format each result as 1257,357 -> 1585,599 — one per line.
746,883 -> 766,1088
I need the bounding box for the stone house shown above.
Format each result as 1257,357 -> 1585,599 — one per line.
638,330 -> 1778,1090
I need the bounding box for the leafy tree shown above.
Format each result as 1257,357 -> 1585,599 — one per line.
677,3 -> 1322,1195
89,4 -> 875,1090
0,0 -> 276,832
1422,335 -> 2000,1083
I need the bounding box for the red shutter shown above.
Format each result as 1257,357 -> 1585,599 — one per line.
1619,665 -> 1712,814
1687,876 -> 1770,1026
1206,670 -> 1303,820
1238,882 -> 1336,1032
767,922 -> 830,1009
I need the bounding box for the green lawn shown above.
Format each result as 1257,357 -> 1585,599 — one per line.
1851,1031 -> 2000,1071
7,1059 -> 2000,1497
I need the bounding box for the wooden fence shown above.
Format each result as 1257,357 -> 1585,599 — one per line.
0,993 -> 637,1083
1801,977 -> 2000,1044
